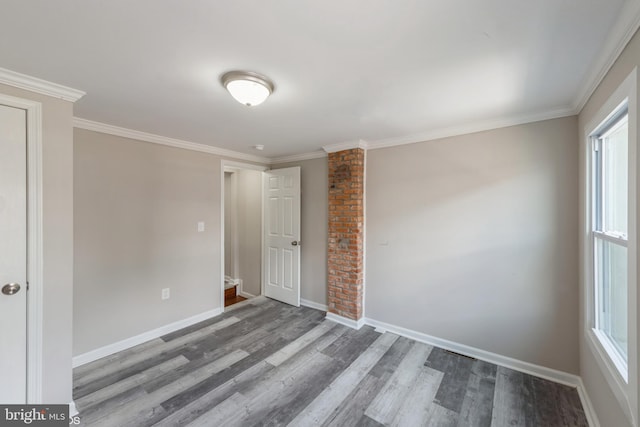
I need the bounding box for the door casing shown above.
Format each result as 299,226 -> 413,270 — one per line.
0,93 -> 44,403
220,160 -> 268,311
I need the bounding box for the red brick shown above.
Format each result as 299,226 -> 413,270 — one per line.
327,148 -> 365,320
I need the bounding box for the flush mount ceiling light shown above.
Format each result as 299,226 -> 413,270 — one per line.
221,71 -> 274,107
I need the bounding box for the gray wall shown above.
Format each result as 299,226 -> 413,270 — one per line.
578,26 -> 640,427
365,116 -> 580,374
273,158 -> 328,307
0,83 -> 75,404
236,169 -> 262,296
73,128 -> 222,355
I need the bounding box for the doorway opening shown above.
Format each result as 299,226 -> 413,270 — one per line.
222,162 -> 266,308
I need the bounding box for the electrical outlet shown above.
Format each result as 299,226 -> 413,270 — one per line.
197,221 -> 205,232
161,288 -> 170,300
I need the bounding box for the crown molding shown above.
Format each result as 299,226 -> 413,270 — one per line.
223,160 -> 269,172
322,139 -> 368,153
572,0 -> 640,113
73,117 -> 271,164
75,105 -> 574,164
270,150 -> 327,164
365,106 -> 576,151
0,67 -> 85,102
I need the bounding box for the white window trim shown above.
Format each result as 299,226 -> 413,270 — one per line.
583,67 -> 638,426
593,230 -> 628,247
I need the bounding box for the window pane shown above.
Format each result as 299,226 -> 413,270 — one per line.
596,238 -> 628,360
602,116 -> 628,236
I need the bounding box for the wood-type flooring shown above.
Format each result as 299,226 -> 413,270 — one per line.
224,294 -> 247,307
73,297 -> 588,426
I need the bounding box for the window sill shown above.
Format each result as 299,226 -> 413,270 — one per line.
590,328 -> 628,382
585,328 -> 634,425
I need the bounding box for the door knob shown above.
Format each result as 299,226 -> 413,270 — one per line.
2,283 -> 21,296
291,241 -> 301,246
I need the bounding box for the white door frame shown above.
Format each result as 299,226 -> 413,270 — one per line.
0,93 -> 44,403
220,160 -> 268,311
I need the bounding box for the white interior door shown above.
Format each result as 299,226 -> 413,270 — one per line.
0,103 -> 27,403
263,167 -> 301,306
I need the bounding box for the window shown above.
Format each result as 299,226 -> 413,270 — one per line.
584,68 -> 637,424
591,106 -> 629,371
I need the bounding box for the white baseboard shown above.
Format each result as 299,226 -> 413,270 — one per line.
326,312 -> 366,330
72,307 -> 222,368
238,279 -> 257,299
238,290 -> 256,299
576,377 -> 601,427
364,317 -> 582,388
69,401 -> 78,417
300,299 -> 328,312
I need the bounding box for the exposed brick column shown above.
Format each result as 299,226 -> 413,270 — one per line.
327,148 -> 365,321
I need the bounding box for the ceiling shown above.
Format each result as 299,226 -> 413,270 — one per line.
0,1 -> 635,160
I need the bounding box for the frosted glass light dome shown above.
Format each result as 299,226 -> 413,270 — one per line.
221,71 -> 274,107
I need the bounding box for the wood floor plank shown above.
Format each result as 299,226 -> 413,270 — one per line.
229,323 -> 345,400
556,384 -> 589,426
75,355 -> 189,412
73,300 -> 589,427
175,306 -> 306,362
225,294 -> 247,307
491,367 -> 530,427
149,361 -> 274,427
77,385 -> 148,423
364,341 -> 433,425
425,403 -> 461,427
155,321 -> 350,426
232,295 -> 274,310
355,414 -> 386,427
73,338 -> 165,380
247,356 -> 351,426
242,308 -> 326,355
323,337 -> 414,427
266,309 -> 328,346
143,324 -> 287,393
152,311 -> 324,413
532,376 -> 588,427
190,351 -> 335,427
321,326 -> 382,368
83,349 -> 249,427
73,316 -> 241,392
323,374 -> 382,427
185,391 -> 247,427
223,296 -> 258,311
196,324 -> 359,426
368,336 -> 414,379
287,332 -> 399,427
457,360 -> 497,427
158,337 -> 290,413
529,375 -> 560,426
390,366 -> 444,427
428,349 -> 475,413
74,349 -> 190,399
265,321 -> 337,366
159,312 -> 245,343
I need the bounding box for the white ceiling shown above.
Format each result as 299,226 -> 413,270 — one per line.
0,1 -> 636,159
